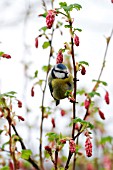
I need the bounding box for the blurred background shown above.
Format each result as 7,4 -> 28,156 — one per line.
0,0 -> 113,169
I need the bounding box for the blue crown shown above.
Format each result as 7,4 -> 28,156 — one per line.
56,63 -> 67,70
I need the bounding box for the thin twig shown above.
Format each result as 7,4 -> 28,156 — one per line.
93,28 -> 113,91
55,148 -> 58,170
39,21 -> 55,170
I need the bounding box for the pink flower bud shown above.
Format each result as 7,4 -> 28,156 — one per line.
98,109 -> 105,120
31,86 -> 35,97
17,100 -> 22,108
69,139 -> 76,153
2,53 -> 11,59
35,37 -> 38,48
46,10 -> 55,29
84,99 -> 90,109
87,163 -> 94,170
103,156 -> 112,170
85,137 -> 92,157
60,139 -> 66,144
9,161 -> 14,170
81,66 -> 86,75
74,35 -> 79,46
75,123 -> 80,131
56,50 -> 63,64
17,116 -> 25,121
104,91 -> 110,104
45,145 -> 51,152
60,109 -> 66,116
51,118 -> 55,128
111,0 -> 113,3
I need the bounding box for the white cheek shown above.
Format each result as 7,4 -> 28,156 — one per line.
54,72 -> 65,78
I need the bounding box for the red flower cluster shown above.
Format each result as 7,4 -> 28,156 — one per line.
104,91 -> 110,104
85,137 -> 92,157
46,10 -> 55,29
74,35 -> 79,46
69,139 -> 76,153
56,50 -> 63,64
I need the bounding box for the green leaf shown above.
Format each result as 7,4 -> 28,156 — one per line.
69,117 -> 94,130
39,26 -> 47,32
2,141 -> 9,150
21,149 -> 32,160
92,80 -> 108,86
74,28 -> 82,32
1,166 -> 9,170
39,12 -> 47,18
46,132 -> 59,142
100,136 -> 113,144
61,156 -> 67,162
88,91 -> 100,97
34,70 -> 38,78
76,89 -> 85,95
0,51 -> 4,56
42,65 -> 49,72
79,61 -> 89,66
66,3 -> 82,11
64,25 -> 72,28
0,91 -> 17,99
0,129 -> 4,135
46,106 -> 52,115
59,2 -> 67,8
59,3 -> 82,13
36,79 -> 44,86
42,41 -> 50,49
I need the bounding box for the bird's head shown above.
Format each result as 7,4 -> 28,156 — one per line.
52,63 -> 69,79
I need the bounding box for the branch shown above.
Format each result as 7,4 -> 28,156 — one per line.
12,125 -> 41,170
93,28 -> 113,91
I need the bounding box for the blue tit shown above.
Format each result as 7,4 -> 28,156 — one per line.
48,63 -> 73,106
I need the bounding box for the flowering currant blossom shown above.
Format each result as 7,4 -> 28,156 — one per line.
35,37 -> 38,48
1,53 -> 11,59
81,66 -> 86,75
84,99 -> 90,109
56,50 -> 63,64
74,34 -> 79,46
46,10 -> 55,29
69,139 -> 76,153
85,137 -> 92,157
104,91 -> 110,104
98,109 -> 105,120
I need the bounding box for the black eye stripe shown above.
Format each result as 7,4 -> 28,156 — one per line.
52,68 -> 69,79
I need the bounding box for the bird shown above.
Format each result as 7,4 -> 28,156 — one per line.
48,63 -> 73,106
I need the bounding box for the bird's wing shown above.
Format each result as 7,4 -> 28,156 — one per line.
48,80 -> 60,106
